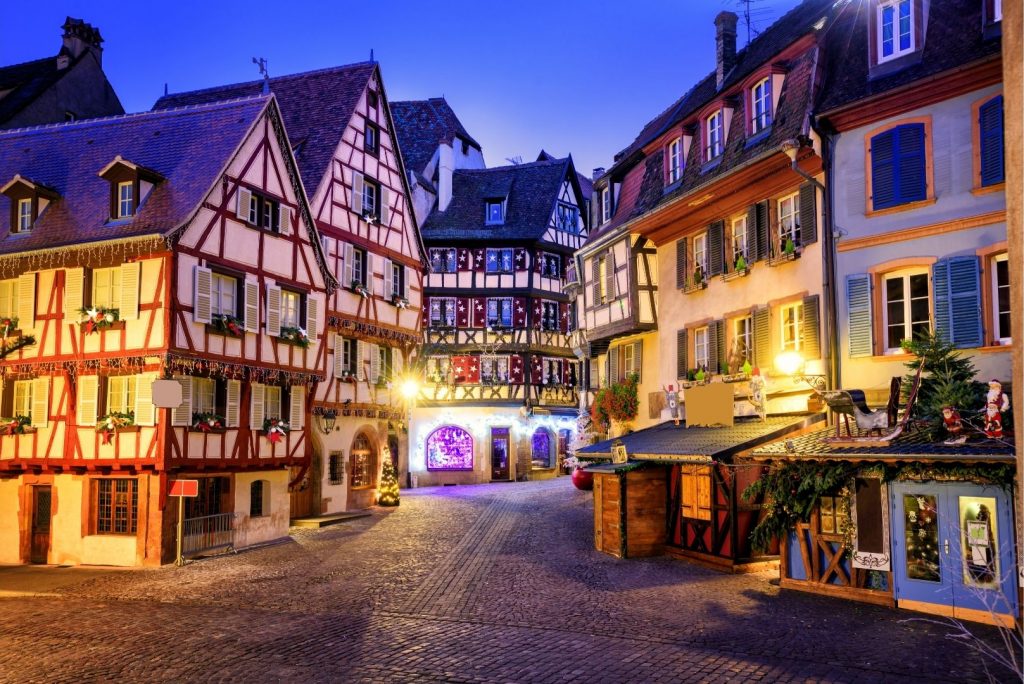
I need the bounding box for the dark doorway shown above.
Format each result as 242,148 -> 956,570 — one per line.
30,486 -> 52,564
490,427 -> 511,481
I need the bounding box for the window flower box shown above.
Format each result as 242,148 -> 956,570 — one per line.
79,307 -> 121,335
209,314 -> 245,338
350,280 -> 370,298
683,269 -> 707,294
279,326 -> 311,348
0,317 -> 21,338
339,372 -> 357,383
96,412 -> 135,444
2,415 -> 32,436
192,412 -> 227,433
768,237 -> 801,266
262,417 -> 290,444
391,295 -> 409,309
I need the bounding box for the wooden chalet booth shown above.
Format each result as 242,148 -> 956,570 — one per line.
579,413 -> 824,571
750,427 -> 1019,627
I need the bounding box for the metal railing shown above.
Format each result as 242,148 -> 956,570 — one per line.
179,512 -> 237,558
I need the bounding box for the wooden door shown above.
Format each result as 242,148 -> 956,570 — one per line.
290,465 -> 315,518
30,486 -> 52,564
490,428 -> 510,481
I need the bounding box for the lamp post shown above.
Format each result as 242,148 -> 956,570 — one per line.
316,408 -> 338,435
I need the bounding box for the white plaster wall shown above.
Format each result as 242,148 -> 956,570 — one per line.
234,469 -> 290,549
0,478 -> 20,564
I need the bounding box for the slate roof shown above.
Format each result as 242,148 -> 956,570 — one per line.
390,98 -> 482,176
817,0 -> 1002,117
578,414 -> 824,462
750,426 -> 1015,464
421,157 -> 575,242
0,97 -> 269,255
153,63 -> 376,195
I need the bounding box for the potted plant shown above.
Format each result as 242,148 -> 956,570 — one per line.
391,294 -> 409,309
279,326 -> 311,348
211,314 -> 245,337
0,316 -> 19,338
2,415 -> 30,436
734,253 -> 748,272
350,279 -> 370,298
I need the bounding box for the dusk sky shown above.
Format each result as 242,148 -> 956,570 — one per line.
4,0 -> 803,177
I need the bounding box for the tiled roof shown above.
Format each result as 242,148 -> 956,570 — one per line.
0,97 -> 269,255
751,426 -> 1015,463
421,157 -> 574,242
578,414 -> 824,462
390,98 -> 482,176
153,63 -> 376,195
817,0 -> 1002,116
0,55 -> 78,127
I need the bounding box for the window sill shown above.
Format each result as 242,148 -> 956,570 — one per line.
768,250 -> 801,267
721,266 -> 751,282
205,323 -> 244,339
102,425 -> 140,434
745,129 -> 772,148
0,328 -> 22,337
80,321 -> 126,334
971,182 -> 1005,197
701,157 -> 723,174
188,426 -> 229,435
327,479 -> 344,486
869,353 -> 915,362
866,197 -> 937,218
978,344 -> 1013,354
682,280 -> 708,294
276,335 -> 311,348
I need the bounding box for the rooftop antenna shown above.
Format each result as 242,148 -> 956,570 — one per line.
735,0 -> 770,45
163,83 -> 168,96
370,48 -> 375,63
252,57 -> 270,94
505,155 -> 523,166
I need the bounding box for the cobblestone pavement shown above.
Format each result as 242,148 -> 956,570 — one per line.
0,479 -> 1018,683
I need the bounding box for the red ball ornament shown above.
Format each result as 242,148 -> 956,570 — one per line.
571,468 -> 593,491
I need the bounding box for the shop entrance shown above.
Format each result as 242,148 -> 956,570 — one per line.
29,486 -> 52,564
490,427 -> 511,481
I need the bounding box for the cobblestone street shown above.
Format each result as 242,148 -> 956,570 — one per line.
0,479 -> 1017,683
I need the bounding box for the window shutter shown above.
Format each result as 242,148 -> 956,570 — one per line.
244,280 -> 259,333
225,379 -> 241,428
932,260 -> 951,344
265,285 -> 282,337
134,373 -> 156,426
753,307 -> 771,370
948,255 -> 983,348
279,205 -> 291,235
383,259 -> 394,299
289,386 -> 305,430
675,238 -> 688,289
609,346 -> 619,384
77,375 -> 99,427
591,259 -> 601,305
30,377 -> 48,428
356,340 -> 366,381
171,376 -> 193,426
713,320 -> 726,373
64,268 -> 85,321
193,266 -> 213,324
351,172 -> 364,214
802,295 -> 821,360
896,123 -> 927,204
605,249 -> 616,298
870,130 -> 897,210
120,262 -> 141,321
633,341 -> 643,382
249,382 -> 265,427
334,334 -> 344,378
402,267 -> 411,299
708,320 -> 720,374
755,201 -> 770,261
305,296 -> 319,342
746,205 -> 760,262
369,344 -> 381,384
798,182 -> 817,245
17,273 -> 35,330
367,253 -> 378,294
846,274 -> 873,357
380,187 -> 391,225
236,187 -> 252,221
676,329 -> 688,379
707,220 -> 725,276
979,96 -> 1004,187
342,242 -> 355,286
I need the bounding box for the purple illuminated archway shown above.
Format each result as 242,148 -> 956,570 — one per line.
426,425 -> 474,471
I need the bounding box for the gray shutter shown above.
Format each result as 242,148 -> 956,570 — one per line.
799,182 -> 817,246
676,329 -> 688,379
847,274 -> 873,358
746,205 -> 760,262
948,256 -> 983,348
609,347 -> 619,384
755,201 -> 770,261
753,307 -> 771,370
605,249 -> 616,298
249,383 -> 265,427
351,172 -> 364,214
675,238 -> 688,289
265,285 -> 282,337
633,341 -> 643,382
243,280 -> 259,333
193,266 -> 213,324
591,258 -> 600,306
133,373 -> 156,427
802,295 -> 821,360
171,376 -> 193,426
305,296 -> 319,342
225,379 -> 241,428
707,220 -> 725,276
714,320 -> 726,373
708,320 -> 720,375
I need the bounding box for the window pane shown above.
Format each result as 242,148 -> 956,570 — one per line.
903,494 -> 940,582
908,273 -> 928,299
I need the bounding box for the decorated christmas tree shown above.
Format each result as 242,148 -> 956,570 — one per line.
377,456 -> 400,506
903,331 -> 985,439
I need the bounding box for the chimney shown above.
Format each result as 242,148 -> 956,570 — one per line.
592,167 -> 605,181
437,143 -> 455,212
61,17 -> 103,65
714,11 -> 738,90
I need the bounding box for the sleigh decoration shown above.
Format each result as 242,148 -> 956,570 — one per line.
819,364 -> 924,447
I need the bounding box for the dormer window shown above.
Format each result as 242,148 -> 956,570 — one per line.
117,181 -> 134,218
600,187 -> 611,223
705,111 -> 724,161
17,199 -> 32,232
486,199 -> 505,225
878,0 -> 914,62
2,174 -> 59,234
751,78 -> 772,134
98,156 -> 162,222
668,137 -> 683,183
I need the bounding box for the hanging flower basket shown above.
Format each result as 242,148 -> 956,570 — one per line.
80,307 -> 120,335
2,415 -> 31,436
97,412 -> 134,444
263,417 -> 290,443
192,412 -> 226,433
279,326 -> 311,348
211,314 -> 245,337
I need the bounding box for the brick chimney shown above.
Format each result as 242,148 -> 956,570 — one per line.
592,167 -> 605,181
715,11 -> 738,90
61,17 -> 103,65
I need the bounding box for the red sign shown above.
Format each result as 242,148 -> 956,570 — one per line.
169,479 -> 199,497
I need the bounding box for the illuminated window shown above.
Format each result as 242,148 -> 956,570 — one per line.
694,327 -> 709,372
878,0 -> 914,62
106,375 -> 137,415
94,479 -> 138,534
531,428 -> 553,469
781,302 -> 803,352
883,270 -> 929,352
731,216 -> 747,266
211,273 -> 237,318
778,193 -> 800,250
693,233 -> 708,276
751,78 -> 772,133
351,434 -> 375,487
705,111 -> 723,161
992,254 -> 1011,344
733,316 -> 752,363
425,425 -> 473,471
13,380 -> 32,418
265,386 -> 282,420
192,377 -> 216,414
91,267 -> 122,310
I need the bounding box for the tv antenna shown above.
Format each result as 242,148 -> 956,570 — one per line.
252,57 -> 270,94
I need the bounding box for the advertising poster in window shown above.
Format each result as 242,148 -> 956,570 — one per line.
959,496 -> 999,590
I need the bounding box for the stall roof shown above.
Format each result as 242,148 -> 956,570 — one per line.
750,426 -> 1016,464
578,414 -> 824,463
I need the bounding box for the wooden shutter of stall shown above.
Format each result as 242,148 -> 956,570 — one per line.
193,266 -> 213,324
305,296 -> 319,342
134,373 -> 156,426
120,262 -> 141,321
351,172 -> 364,214
802,295 -> 821,360
171,376 -> 193,426
77,375 -> 99,427
244,280 -> 259,333
289,386 -> 305,430
236,187 -> 252,221
249,383 -> 265,427
753,307 -> 771,370
707,220 -> 725,277
64,268 -> 84,321
17,273 -> 35,329
225,379 -> 241,428
676,329 -> 688,379
265,285 -> 282,337
675,238 -> 688,289
798,182 -> 817,245
30,377 -> 49,428
846,274 -> 873,358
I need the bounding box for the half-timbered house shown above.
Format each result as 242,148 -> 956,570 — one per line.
156,62 -> 424,513
0,94 -> 330,565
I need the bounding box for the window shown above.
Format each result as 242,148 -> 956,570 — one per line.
541,301 -> 560,331
247,191 -> 280,231
426,425 -> 473,470
694,327 -> 709,372
781,302 -> 803,352
378,345 -> 393,382
248,480 -> 266,517
596,255 -> 609,303
993,254 -> 1011,344
778,193 -> 800,250
978,95 -> 1005,188
819,495 -> 849,534
92,267 -> 122,310
994,0 -> 1002,20
429,297 -> 457,328
869,122 -> 927,211
351,247 -> 367,286
389,262 -> 403,299
601,187 -> 611,223
339,338 -> 355,374
13,380 -> 32,418
280,290 -> 302,329
211,273 -> 237,318
328,451 -> 344,485
884,271 -> 929,352
485,200 -> 505,225
693,233 -> 708,277
192,377 -> 216,414
556,203 -> 579,232
480,355 -> 509,384
0,279 -> 15,319
486,248 -> 514,273
95,479 -> 138,534
733,316 -> 752,363
531,428 -> 553,469
486,298 -> 513,328
351,434 -> 374,487
364,122 -> 379,154
668,137 -> 683,182
751,78 -> 772,133
106,376 -> 137,415
680,465 -> 712,521
623,342 -> 640,380
544,358 -> 563,385
265,385 -> 282,420
705,111 -> 723,161
731,216 -> 747,267
16,198 -> 32,232
366,90 -> 379,110
117,182 -> 134,218
430,248 -> 457,273
541,253 -> 561,278
878,0 -> 914,62
426,356 -> 451,382
362,179 -> 380,220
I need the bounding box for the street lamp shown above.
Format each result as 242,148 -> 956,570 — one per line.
316,408 -> 338,434
399,376 -> 420,401
773,351 -> 826,391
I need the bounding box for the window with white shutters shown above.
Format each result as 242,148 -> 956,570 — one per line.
13,380 -> 32,418
265,386 -> 282,421
77,375 -> 99,426
91,267 -> 122,310
0,279 -> 16,319
106,376 -> 137,415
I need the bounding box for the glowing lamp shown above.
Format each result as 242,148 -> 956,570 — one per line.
774,351 -> 805,377
399,377 -> 420,401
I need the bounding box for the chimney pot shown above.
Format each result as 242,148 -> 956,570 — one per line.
715,11 -> 738,90
592,167 -> 605,181
61,17 -> 103,64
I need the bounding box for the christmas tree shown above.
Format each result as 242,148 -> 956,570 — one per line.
903,331 -> 985,439
377,456 -> 400,506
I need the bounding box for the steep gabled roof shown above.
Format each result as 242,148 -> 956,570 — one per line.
0,97 -> 270,255
0,55 -> 86,127
421,157 -> 574,242
390,97 -> 482,175
154,63 -> 376,195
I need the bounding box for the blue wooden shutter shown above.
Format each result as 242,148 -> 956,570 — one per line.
932,259 -> 951,343
846,274 -> 873,358
870,129 -> 897,210
948,256 -> 983,348
979,95 -> 1004,187
896,124 -> 927,204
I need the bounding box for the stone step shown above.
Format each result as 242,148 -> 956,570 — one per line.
289,512 -> 371,528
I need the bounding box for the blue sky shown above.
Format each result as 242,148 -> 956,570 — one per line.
3,1 -> 803,177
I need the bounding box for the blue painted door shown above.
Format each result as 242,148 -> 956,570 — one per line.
891,481 -> 1018,617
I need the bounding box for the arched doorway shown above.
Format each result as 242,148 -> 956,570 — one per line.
347,431 -> 378,509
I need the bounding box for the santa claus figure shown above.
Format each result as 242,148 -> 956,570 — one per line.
942,406 -> 966,445
983,379 -> 1010,439
749,368 -> 767,422
664,385 -> 680,426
